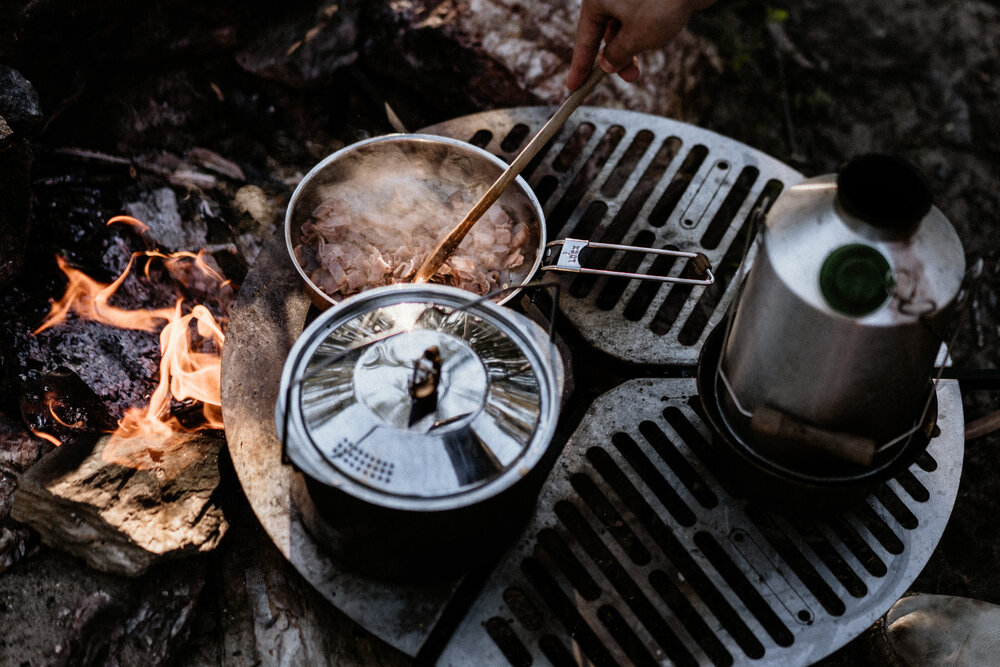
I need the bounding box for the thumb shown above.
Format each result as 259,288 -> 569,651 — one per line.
599,31 -> 641,73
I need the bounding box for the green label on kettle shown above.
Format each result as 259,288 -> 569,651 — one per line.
819,244 -> 893,316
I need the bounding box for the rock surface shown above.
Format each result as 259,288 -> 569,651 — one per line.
0,415 -> 52,573
364,0 -> 722,124
0,547 -> 206,667
0,126 -> 32,289
11,431 -> 228,576
879,594 -> 1000,666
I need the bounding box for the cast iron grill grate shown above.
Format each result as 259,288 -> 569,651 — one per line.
437,378 -> 963,665
423,109 -> 962,664
224,108 -> 964,665
423,107 -> 802,365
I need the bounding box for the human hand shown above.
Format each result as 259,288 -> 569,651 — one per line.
567,0 -> 716,90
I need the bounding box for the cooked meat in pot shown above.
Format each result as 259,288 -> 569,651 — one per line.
294,173 -> 529,300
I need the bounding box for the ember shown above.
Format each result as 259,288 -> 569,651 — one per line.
32,218 -> 231,452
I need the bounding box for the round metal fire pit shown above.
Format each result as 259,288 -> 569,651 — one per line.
222,107 -> 965,664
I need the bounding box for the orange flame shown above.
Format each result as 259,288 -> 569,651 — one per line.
34,232 -> 229,447
31,429 -> 63,447
107,214 -> 150,235
48,397 -> 85,429
113,299 -> 225,439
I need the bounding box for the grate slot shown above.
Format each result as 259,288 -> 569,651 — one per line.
570,473 -> 651,565
851,502 -> 905,555
746,505 -> 847,616
554,500 -> 699,667
895,468 -> 931,502
647,569 -> 737,666
553,122 -> 596,172
661,405 -> 738,494
547,126 -> 625,237
596,230 -> 655,311
787,519 -> 869,598
500,123 -> 531,152
639,420 -> 718,509
503,587 -> 545,631
648,145 -> 710,227
693,531 -> 795,647
699,166 -> 760,250
915,450 -> 938,472
569,137 -> 684,297
602,129 -> 656,197
484,617 -> 532,667
533,174 -> 559,207
678,181 -> 785,346
828,517 -> 888,577
521,556 -> 618,666
650,268 -> 699,335
598,604 -> 661,667
564,202 -> 610,291
874,484 -> 919,530
539,634 -> 579,667
468,129 -> 493,148
609,433 -> 696,527
536,528 -> 603,600
570,472 -> 653,565
589,443 -> 765,658
623,243 -> 682,321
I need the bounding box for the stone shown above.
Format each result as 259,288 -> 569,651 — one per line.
0,547 -> 206,667
0,414 -> 53,574
123,186 -> 210,252
10,431 -> 228,576
880,593 -> 1000,666
0,130 -> 32,289
0,66 -> 43,134
236,1 -> 361,88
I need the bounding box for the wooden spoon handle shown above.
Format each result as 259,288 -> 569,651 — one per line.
412,66 -> 607,284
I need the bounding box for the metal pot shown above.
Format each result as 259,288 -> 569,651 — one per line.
285,134 -> 546,308
704,154 -> 965,487
285,134 -> 714,310
275,283 -> 563,581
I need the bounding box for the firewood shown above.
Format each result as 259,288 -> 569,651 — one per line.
10,431 -> 228,577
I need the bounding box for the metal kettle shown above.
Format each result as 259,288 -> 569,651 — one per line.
716,154 -> 965,470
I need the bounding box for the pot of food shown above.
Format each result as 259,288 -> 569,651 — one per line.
698,153 -> 966,512
274,283 -> 564,581
286,134 -> 714,309
286,134 -> 543,308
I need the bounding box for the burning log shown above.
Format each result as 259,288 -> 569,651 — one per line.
5,212 -> 235,576
10,430 -> 227,577
19,366 -> 116,445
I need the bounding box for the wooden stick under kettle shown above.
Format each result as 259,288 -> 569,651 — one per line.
411,66 -> 606,285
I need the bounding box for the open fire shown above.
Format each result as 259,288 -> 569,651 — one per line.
31,215 -> 231,456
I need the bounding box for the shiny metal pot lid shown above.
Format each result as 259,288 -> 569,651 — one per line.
276,284 -> 563,513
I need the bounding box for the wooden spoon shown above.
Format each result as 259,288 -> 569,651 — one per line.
411,66 -> 607,284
